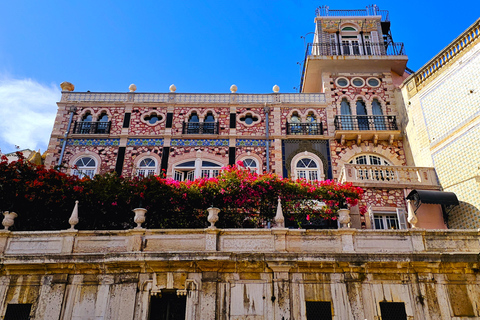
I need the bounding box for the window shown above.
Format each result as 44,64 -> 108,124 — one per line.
335,77 -> 349,87
351,77 -> 365,87
295,157 -> 323,181
349,154 -> 393,181
239,113 -> 258,125
97,112 -> 109,134
78,113 -> 93,134
149,291 -> 186,320
242,158 -> 259,173
379,302 -> 407,320
372,99 -> 386,130
367,77 -> 380,87
143,113 -> 163,125
137,158 -> 157,177
356,99 -> 369,130
370,208 -> 407,230
173,160 -> 222,181
72,156 -> 97,179
4,304 -> 32,320
306,301 -> 332,319
338,98 -> 353,130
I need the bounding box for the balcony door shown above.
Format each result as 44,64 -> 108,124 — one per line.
340,26 -> 361,55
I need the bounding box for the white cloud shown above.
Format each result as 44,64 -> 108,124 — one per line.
0,76 -> 60,154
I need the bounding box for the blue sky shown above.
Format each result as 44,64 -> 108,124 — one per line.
0,1 -> 478,154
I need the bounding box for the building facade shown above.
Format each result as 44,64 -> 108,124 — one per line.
44,5 -> 448,232
401,18 -> 480,229
5,6 -> 476,320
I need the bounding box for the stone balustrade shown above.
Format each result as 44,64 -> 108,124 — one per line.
339,163 -> 440,189
0,228 -> 478,257
60,92 -> 326,104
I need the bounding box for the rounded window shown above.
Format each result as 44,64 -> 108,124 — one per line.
72,156 -> 97,179
335,77 -> 349,87
240,114 -> 258,125
242,158 -> 259,173
367,77 -> 381,87
295,158 -> 320,181
351,77 -> 365,87
145,114 -> 162,125
137,157 -> 157,177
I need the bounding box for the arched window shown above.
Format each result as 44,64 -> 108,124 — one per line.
340,25 -> 360,55
173,160 -> 222,181
137,158 -> 157,177
97,112 -> 109,134
203,112 -> 216,134
204,112 -> 215,122
242,158 -> 259,173
79,113 -> 93,134
372,99 -> 386,130
295,158 -> 322,181
339,98 -> 353,130
306,112 -> 316,122
72,156 -> 97,179
290,112 -> 301,123
349,154 -> 393,181
356,99 -> 369,130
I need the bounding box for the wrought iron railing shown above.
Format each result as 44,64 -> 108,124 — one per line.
334,115 -> 398,131
309,42 -> 405,56
72,121 -> 111,134
286,122 -> 324,135
316,5 -> 389,22
182,122 -> 219,134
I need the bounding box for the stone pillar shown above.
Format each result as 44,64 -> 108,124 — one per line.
268,262 -> 295,320
35,275 -> 68,320
0,276 -> 11,316
199,272 -> 218,319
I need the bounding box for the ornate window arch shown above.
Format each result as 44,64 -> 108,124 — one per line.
141,111 -> 166,126
134,153 -> 161,177
70,152 -> 101,179
290,151 -> 325,181
171,155 -> 224,181
237,153 -> 263,174
349,153 -> 393,181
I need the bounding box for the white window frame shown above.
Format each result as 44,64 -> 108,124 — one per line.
173,159 -> 223,181
369,208 -> 407,230
291,152 -> 325,182
72,156 -> 97,179
136,157 -> 158,177
242,158 -> 259,173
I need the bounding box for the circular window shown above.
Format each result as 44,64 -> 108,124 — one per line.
367,77 -> 381,87
335,77 -> 349,87
351,78 -> 365,87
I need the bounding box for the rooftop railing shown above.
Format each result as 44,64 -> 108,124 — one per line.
61,92 -> 326,104
316,5 -> 389,22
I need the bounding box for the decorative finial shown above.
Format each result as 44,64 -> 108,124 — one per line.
129,84 -> 137,92
132,208 -> 147,229
274,197 -> 285,228
273,85 -> 280,93
230,84 -> 238,93
169,84 -> 176,92
2,211 -> 17,230
60,82 -> 75,92
69,201 -> 79,230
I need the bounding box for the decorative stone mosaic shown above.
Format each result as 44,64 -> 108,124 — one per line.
236,139 -> 272,147
171,139 -> 229,147
127,139 -> 164,146
64,139 -> 120,146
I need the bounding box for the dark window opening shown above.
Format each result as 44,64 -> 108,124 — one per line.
240,114 -> 258,125
379,302 -> 407,320
149,291 -> 186,320
4,303 -> 32,320
145,114 -> 163,125
306,301 -> 332,319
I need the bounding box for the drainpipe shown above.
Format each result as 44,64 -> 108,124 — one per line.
263,103 -> 271,173
58,106 -> 77,168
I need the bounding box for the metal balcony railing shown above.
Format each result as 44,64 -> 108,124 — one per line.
72,121 -> 111,134
309,42 -> 405,57
182,122 -> 219,134
286,122 -> 324,135
334,115 -> 398,131
316,5 -> 390,22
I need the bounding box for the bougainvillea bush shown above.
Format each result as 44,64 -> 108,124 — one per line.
0,155 -> 363,231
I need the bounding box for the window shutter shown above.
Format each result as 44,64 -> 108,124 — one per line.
396,208 -> 407,229
370,31 -> 380,55
368,207 -> 375,229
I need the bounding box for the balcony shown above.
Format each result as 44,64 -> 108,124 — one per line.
72,121 -> 111,134
286,122 -> 324,135
334,115 -> 400,143
339,164 -> 440,189
316,5 -> 390,22
182,122 -> 219,135
310,42 -> 405,57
